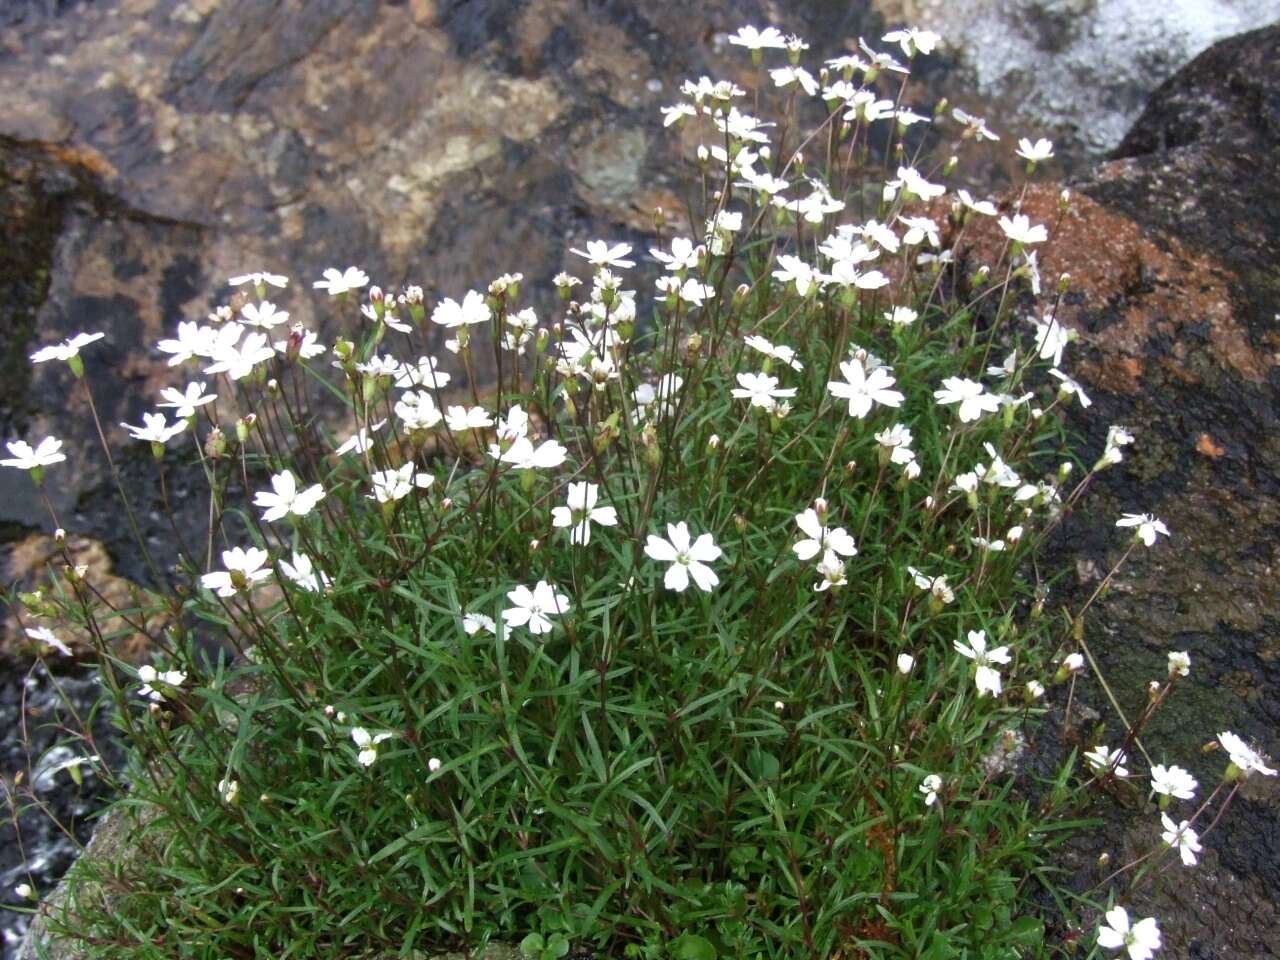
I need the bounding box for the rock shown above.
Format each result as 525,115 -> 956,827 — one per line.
960,23 -> 1280,958
875,0 -> 1280,156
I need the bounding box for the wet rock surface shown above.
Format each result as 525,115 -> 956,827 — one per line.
879,0 -> 1280,159
961,23 -> 1280,959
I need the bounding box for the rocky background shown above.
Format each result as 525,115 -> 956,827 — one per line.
1,1 -> 1278,957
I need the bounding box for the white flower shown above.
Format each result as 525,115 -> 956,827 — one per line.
813,550 -> 848,592
497,437 -> 568,470
744,335 -> 803,371
551,482 -> 619,546
952,108 -> 1000,142
1097,907 -> 1161,960
462,612 -> 496,636
934,377 -> 1000,423
882,26 -> 940,57
875,423 -> 916,465
351,727 -> 394,767
1085,745 -> 1129,779
25,626 -> 73,657
204,331 -> 275,380
218,778 -> 240,805
885,306 -> 918,326
570,240 -> 635,269
1060,652 -> 1085,674
650,237 -> 701,272
335,419 -> 386,455
445,405 -> 493,432
156,321 -> 217,365
771,255 -> 822,297
895,166 -> 946,201
157,382 -> 216,419
1050,368 -> 1092,408
731,372 -> 797,411
427,757 -> 443,773
898,215 -> 939,247
727,24 -> 787,50
644,522 -> 722,593
953,629 -> 1010,697
137,664 -> 187,702
431,290 -> 490,329
502,581 -> 571,635
229,271 -> 287,289
392,356 -> 451,390
280,551 -> 331,592
369,463 -> 434,503
1032,315 -> 1072,367
908,566 -> 954,604
1016,137 -> 1055,162
660,102 -> 697,126
14,883 -> 34,900
897,653 -> 915,674
1149,763 -> 1197,800
919,773 -> 942,806
200,546 -> 272,597
956,189 -> 998,216
1115,513 -> 1169,547
30,332 -> 104,364
276,325 -> 326,360
1099,425 -> 1136,467
793,508 -> 857,562
121,413 -> 188,445
827,358 -> 904,419
998,214 -> 1048,246
655,276 -> 716,306
1167,651 -> 1190,678
255,470 -> 325,524
1217,731 -> 1277,777
313,266 -> 369,296
1160,814 -> 1201,867
239,301 -> 289,329
2,437 -> 66,470
395,391 -> 444,432
770,65 -> 818,95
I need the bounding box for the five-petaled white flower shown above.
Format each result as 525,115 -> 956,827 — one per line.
953,629 -> 1010,696
431,290 -> 490,328
200,546 -> 272,597
280,551 -> 331,592
313,266 -> 369,296
229,271 -> 288,289
827,358 -> 904,419
502,581 -> 571,635
157,382 -> 216,419
2,437 -> 66,471
745,335 -> 804,371
934,377 -> 1000,423
551,482 -> 618,546
1115,513 -> 1169,547
204,331 -> 275,380
727,24 -> 787,50
30,332 -> 105,364
369,463 -> 434,503
351,727 -> 394,767
1160,814 -> 1201,867
254,470 -> 325,523
793,508 -> 857,562
570,240 -> 635,269
645,522 -> 722,593
1149,763 -> 1197,800
1085,745 -> 1129,779
1097,906 -> 1161,960
882,26 -> 940,57
240,301 -> 289,329
138,664 -> 187,702
998,214 -> 1048,246
908,566 -> 954,604
121,413 -> 188,445
445,405 -> 493,432
1217,731 -> 1277,778
731,372 -> 797,411
462,612 -> 496,636
1016,137 -> 1055,162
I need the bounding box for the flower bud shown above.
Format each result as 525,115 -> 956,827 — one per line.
204,426 -> 227,459
896,653 -> 915,675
